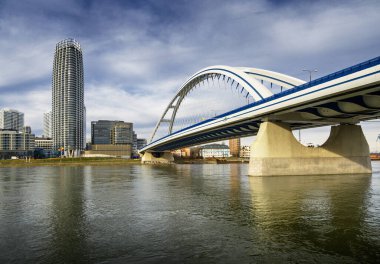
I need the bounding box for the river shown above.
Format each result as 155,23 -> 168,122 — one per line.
0,162 -> 379,263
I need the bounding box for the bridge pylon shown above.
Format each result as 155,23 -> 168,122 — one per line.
141,151 -> 174,164
249,121 -> 372,176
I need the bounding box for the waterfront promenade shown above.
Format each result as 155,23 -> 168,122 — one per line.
0,157 -> 141,167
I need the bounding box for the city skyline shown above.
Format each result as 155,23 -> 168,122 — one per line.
0,0 -> 379,150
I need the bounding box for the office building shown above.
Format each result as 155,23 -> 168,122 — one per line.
91,120 -> 115,144
43,111 -> 52,138
137,138 -> 147,150
229,138 -> 241,157
111,122 -> 133,144
52,38 -> 85,157
89,120 -> 134,158
91,120 -> 133,145
0,128 -> 35,159
35,137 -> 53,150
0,108 -> 24,131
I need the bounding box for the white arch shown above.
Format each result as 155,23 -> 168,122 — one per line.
187,66 -> 274,100
240,67 -> 305,89
150,66 -> 302,143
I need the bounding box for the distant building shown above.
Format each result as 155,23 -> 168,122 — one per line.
43,111 -> 52,138
91,120 -> 115,144
52,38 -> 85,157
240,146 -> 251,158
172,148 -> 190,158
137,138 -> 147,150
0,128 -> 35,159
34,137 -> 55,158
0,108 -> 24,131
111,122 -> 133,144
23,126 -> 31,135
91,120 -> 133,145
35,137 -> 53,150
132,131 -> 138,156
229,138 -> 241,157
198,143 -> 230,158
89,120 -> 136,158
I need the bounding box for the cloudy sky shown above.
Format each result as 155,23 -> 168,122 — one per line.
0,0 -> 379,150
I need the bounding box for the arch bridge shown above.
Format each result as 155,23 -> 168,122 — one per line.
140,56 -> 380,176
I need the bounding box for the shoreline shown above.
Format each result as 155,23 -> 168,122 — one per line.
0,157 -> 142,167
1,157 -> 378,168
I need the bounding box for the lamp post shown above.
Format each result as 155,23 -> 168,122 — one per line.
302,69 -> 318,82
298,69 -> 317,143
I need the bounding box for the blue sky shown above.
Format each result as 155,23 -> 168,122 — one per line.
0,0 -> 379,150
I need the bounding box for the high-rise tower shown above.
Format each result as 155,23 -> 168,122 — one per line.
52,38 -> 85,157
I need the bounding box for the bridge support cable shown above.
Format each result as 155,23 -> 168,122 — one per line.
249,121 -> 372,176
148,65 -> 279,142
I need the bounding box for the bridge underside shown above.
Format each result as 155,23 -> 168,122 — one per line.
147,85 -> 380,152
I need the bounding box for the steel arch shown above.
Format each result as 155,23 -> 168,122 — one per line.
149,65 -> 304,143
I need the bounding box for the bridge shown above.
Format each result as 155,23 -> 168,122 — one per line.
140,56 -> 380,176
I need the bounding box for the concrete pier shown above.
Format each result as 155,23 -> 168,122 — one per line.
141,151 -> 174,164
249,121 -> 372,176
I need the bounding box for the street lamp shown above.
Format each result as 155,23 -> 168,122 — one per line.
302,69 -> 318,82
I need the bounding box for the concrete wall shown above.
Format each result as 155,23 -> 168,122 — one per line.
141,152 -> 174,164
85,144 -> 132,158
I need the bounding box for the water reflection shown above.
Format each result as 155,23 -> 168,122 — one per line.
229,164 -> 242,211
46,166 -> 89,263
249,174 -> 379,261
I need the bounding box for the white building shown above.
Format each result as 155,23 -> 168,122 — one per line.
0,108 -> 24,131
0,129 -> 35,159
199,143 -> 230,158
35,137 -> 53,150
240,146 -> 251,158
43,111 -> 52,138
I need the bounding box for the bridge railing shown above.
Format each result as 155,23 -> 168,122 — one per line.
214,56 -> 380,120
284,56 -> 380,97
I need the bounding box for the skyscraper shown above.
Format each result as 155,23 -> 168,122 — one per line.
52,38 -> 85,157
0,108 -> 24,131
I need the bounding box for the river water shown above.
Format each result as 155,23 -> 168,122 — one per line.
0,162 -> 379,263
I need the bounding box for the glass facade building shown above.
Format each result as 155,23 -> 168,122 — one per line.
91,120 -> 133,145
52,38 -> 85,156
91,120 -> 115,145
112,122 -> 133,144
0,109 -> 24,131
0,128 -> 35,159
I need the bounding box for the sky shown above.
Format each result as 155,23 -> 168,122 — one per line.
0,0 -> 379,150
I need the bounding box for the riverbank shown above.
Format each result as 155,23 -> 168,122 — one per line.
0,157 -> 141,167
0,156 -> 251,167
174,157 -> 249,164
